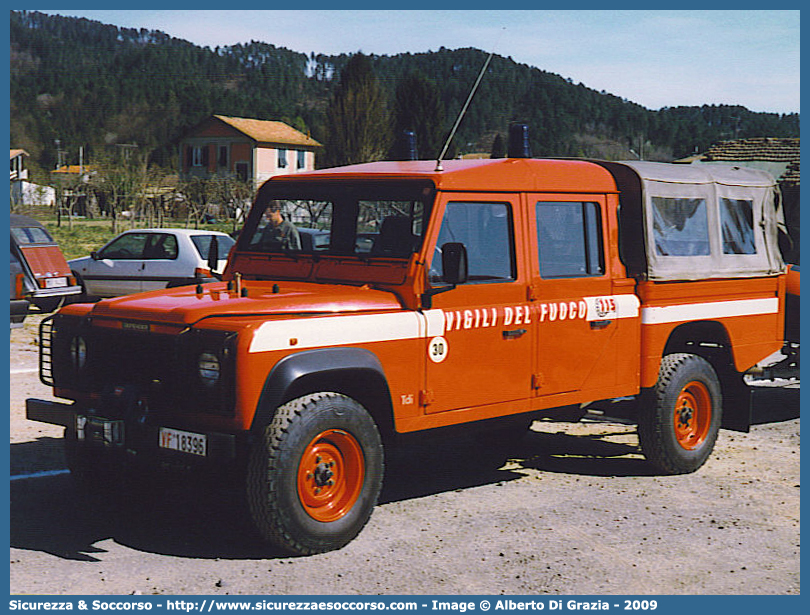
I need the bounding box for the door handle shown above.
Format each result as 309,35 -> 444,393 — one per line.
590,319 -> 612,330
502,328 -> 527,340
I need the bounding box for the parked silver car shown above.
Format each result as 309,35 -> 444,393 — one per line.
69,228 -> 235,299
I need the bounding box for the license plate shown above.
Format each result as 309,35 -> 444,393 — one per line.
45,277 -> 68,288
159,427 -> 207,457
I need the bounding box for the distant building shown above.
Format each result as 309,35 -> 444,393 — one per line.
10,149 -> 28,182
683,138 -> 800,264
179,115 -> 322,187
10,149 -> 55,208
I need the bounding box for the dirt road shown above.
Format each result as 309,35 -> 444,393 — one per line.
9,313 -> 800,595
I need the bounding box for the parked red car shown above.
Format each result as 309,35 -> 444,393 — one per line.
10,214 -> 81,314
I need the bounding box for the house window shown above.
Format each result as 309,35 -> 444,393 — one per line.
297,150 -> 306,170
191,146 -> 205,167
218,146 -> 228,168
278,148 -> 288,169
235,162 -> 249,182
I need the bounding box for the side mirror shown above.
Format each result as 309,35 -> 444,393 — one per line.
441,242 -> 468,285
90,251 -> 100,260
421,242 -> 468,309
207,236 -> 219,272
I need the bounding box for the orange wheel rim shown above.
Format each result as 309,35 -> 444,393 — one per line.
297,429 -> 365,522
673,381 -> 712,450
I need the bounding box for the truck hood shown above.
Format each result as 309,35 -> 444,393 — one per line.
85,281 -> 404,326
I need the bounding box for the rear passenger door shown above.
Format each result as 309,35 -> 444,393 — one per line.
424,195 -> 533,414
141,233 -> 182,292
529,196 -> 633,398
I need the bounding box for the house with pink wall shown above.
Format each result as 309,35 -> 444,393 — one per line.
180,115 -> 322,187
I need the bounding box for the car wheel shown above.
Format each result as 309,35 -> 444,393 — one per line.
32,297 -> 63,313
246,393 -> 384,555
637,353 -> 723,475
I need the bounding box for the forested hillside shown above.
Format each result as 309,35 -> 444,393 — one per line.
11,10 -> 800,178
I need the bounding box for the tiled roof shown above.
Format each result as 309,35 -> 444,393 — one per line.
701,137 -> 800,185
782,160 -> 801,186
51,165 -> 95,174
214,115 -> 322,148
10,149 -> 28,159
703,137 -> 799,163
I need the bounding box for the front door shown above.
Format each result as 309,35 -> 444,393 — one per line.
424,195 -> 533,414
81,232 -> 150,297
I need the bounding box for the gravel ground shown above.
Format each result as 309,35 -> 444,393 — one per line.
9,312 -> 800,595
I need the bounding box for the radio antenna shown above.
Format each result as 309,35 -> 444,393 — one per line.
435,30 -> 504,172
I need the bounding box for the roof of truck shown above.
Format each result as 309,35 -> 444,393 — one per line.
618,160 -> 777,187
268,158 -> 619,193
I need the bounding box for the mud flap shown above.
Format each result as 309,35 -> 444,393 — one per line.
721,383 -> 752,433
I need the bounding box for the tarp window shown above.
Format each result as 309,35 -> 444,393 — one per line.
720,198 -> 756,255
651,197 -> 710,256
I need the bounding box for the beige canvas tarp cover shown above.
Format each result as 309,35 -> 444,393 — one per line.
617,161 -> 785,281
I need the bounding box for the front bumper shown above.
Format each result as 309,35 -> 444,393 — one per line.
26,398 -> 239,464
30,284 -> 82,299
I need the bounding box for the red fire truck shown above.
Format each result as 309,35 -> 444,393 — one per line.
28,155 -> 796,555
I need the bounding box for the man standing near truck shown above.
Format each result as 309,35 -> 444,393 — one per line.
255,200 -> 301,251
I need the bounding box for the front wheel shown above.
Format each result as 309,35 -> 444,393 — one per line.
246,393 -> 384,555
637,353 -> 723,475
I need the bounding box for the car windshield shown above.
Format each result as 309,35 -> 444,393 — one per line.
192,234 -> 236,260
240,184 -> 432,259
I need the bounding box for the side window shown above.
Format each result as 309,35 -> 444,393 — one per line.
235,162 -> 249,182
430,202 -> 514,284
536,202 -> 604,278
192,146 -> 204,167
720,198 -> 757,254
144,234 -> 178,260
98,233 -> 149,260
651,197 -> 710,256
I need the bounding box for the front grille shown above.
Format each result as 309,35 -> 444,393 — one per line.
89,327 -> 179,388
48,315 -> 236,417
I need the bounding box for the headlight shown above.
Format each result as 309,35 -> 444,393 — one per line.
70,335 -> 87,372
198,352 -> 221,387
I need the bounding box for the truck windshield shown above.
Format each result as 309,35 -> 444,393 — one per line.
241,185 -> 431,259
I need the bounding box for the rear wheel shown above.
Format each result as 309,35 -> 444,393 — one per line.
246,393 -> 384,555
637,353 -> 722,474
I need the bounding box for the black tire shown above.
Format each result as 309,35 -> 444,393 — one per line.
32,297 -> 63,313
637,353 -> 723,475
66,272 -> 94,304
63,426 -> 126,490
246,393 -> 384,555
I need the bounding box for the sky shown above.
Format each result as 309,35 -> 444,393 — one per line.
36,9 -> 800,114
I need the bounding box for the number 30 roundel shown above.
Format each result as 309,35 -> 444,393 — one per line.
428,336 -> 449,363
